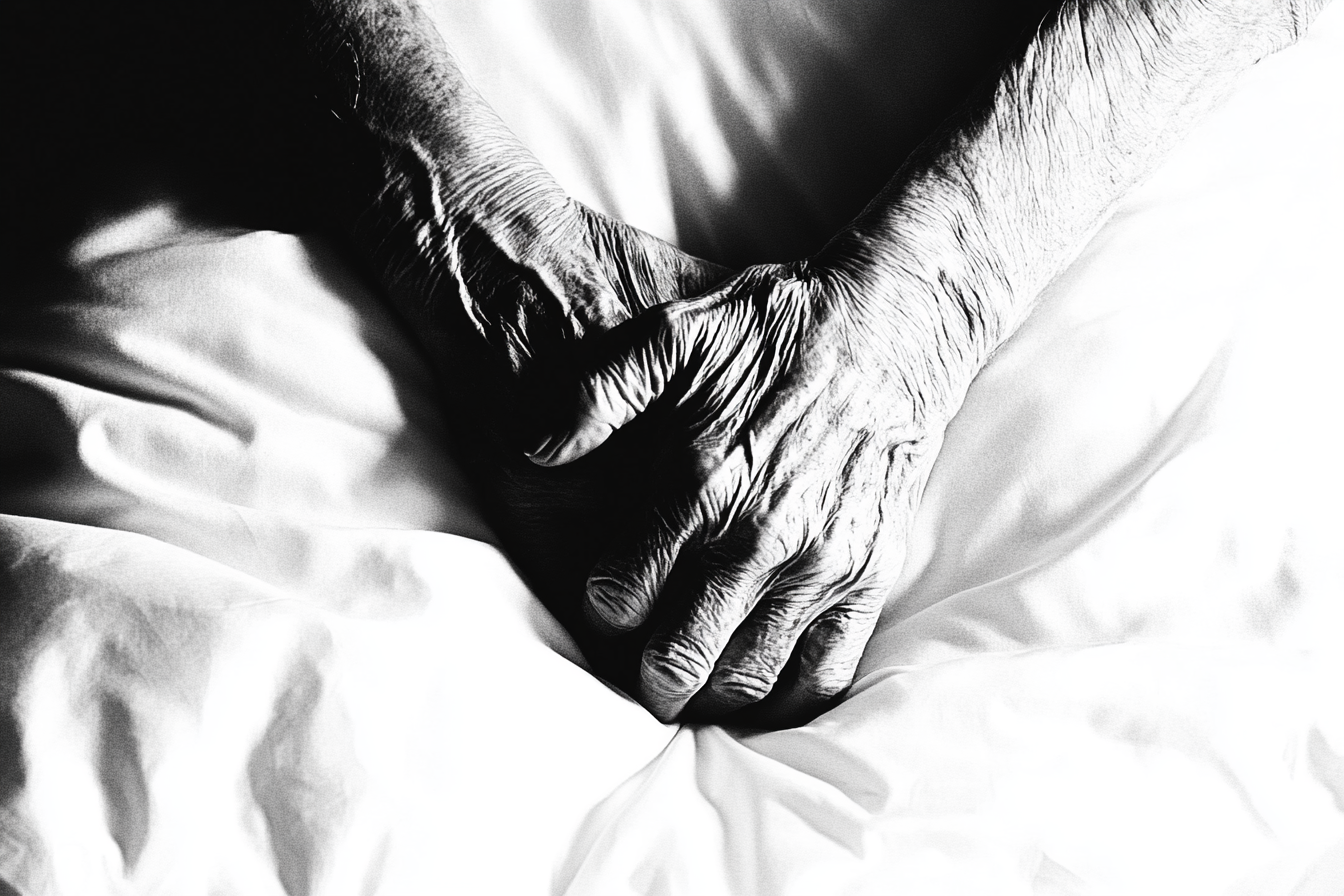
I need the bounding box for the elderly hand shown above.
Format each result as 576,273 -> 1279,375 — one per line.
310,0 -> 1329,726
525,0 -> 1335,723
528,260 -> 966,722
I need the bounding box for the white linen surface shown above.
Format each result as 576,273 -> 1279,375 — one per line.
2,2 -> 1343,894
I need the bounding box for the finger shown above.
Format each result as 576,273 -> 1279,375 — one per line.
638,520 -> 796,722
687,576 -> 820,719
767,593 -> 886,724
584,494 -> 699,633
753,461 -> 913,723
585,441 -> 743,631
639,564 -> 770,723
526,304 -> 705,467
688,538 -> 873,720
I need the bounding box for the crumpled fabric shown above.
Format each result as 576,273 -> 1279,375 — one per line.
2,2 -> 1343,894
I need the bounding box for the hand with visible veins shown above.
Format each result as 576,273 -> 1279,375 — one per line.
298,0 -> 1329,724
299,0 -> 731,399
527,261 -> 952,721
524,0 -> 1331,722
292,0 -> 748,678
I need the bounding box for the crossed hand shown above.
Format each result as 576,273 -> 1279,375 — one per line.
508,208 -> 950,724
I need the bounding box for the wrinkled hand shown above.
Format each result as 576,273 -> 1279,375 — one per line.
425,196 -> 765,670
529,262 -> 954,722
445,198 -> 732,390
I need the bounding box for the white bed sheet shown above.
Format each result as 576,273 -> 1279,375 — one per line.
2,2 -> 1342,894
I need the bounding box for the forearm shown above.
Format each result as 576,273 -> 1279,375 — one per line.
299,0 -> 632,377
818,0 -> 1324,421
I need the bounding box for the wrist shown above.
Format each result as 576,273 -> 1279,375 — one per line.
811,250 -> 998,430
812,175 -> 1015,424
446,173 -> 618,369
362,127 -> 621,379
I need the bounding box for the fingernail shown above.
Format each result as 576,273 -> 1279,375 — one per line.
525,434 -> 566,467
585,580 -> 633,631
524,432 -> 552,457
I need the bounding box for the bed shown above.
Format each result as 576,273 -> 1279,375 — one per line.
2,1 -> 1342,893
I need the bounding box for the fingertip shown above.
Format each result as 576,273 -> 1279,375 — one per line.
583,577 -> 644,632
524,448 -> 565,468
524,434 -> 582,467
779,614 -> 867,714
639,650 -> 701,723
641,685 -> 689,725
523,432 -> 562,466
524,419 -> 615,466
645,697 -> 683,725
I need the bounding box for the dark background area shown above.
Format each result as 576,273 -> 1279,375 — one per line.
2,0 -> 1057,720
4,1 -> 339,276
4,0 -> 1057,273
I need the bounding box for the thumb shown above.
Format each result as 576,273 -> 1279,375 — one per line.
526,304 -> 697,467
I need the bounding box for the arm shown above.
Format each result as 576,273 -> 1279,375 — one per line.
297,0 -> 727,388
292,0 -> 737,639
533,0 -> 1329,723
816,0 -> 1327,416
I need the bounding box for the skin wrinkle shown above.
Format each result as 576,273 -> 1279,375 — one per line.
656,561 -> 785,704
846,199 -> 992,418
1077,2 -> 1099,80
800,605 -> 873,692
581,210 -> 646,319
578,204 -> 731,318
642,633 -> 714,701
706,572 -> 822,676
739,352 -> 828,460
698,448 -> 751,542
294,0 -> 1327,722
588,502 -> 688,629
759,536 -> 820,599
320,0 -> 715,400
590,440 -> 748,628
696,424 -> 891,712
677,289 -> 775,440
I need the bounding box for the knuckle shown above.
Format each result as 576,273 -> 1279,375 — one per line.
654,300 -> 708,351
701,498 -> 811,580
740,511 -> 802,568
834,593 -> 886,627
750,594 -> 816,640
771,561 -> 852,611
818,547 -> 882,601
697,567 -> 751,609
692,443 -> 746,497
650,507 -> 697,556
